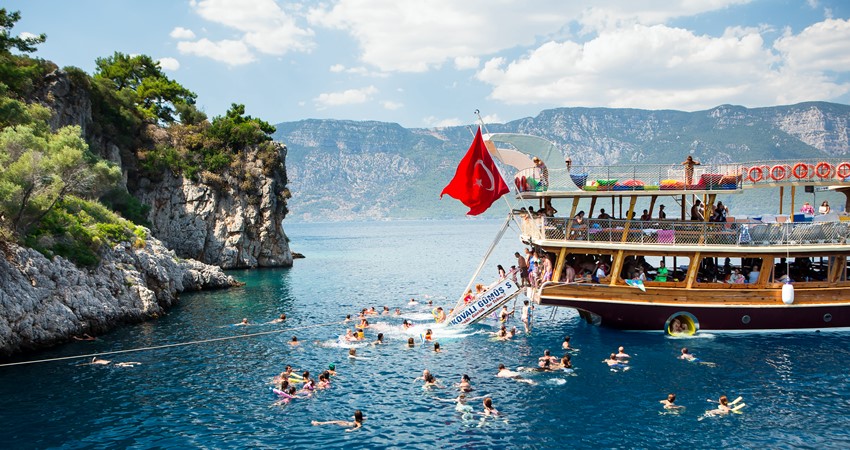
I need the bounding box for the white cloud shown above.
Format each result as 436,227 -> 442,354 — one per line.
308,0 -> 749,72
454,56 -> 480,70
475,20 -> 850,111
170,27 -> 196,39
774,18 -> 850,73
328,63 -> 390,77
381,100 -> 404,110
314,85 -> 379,108
423,116 -> 463,127
158,57 -> 181,71
330,64 -> 346,73
177,38 -> 256,66
180,0 -> 314,64
481,113 -> 502,124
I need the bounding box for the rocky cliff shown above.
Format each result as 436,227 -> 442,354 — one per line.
134,144 -> 293,269
36,69 -> 293,268
0,236 -> 237,356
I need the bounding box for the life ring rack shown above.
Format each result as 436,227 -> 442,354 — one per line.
792,162 -> 809,179
770,164 -> 788,181
837,162 -> 850,179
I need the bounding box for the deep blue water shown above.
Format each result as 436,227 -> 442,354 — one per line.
3,219 -> 850,449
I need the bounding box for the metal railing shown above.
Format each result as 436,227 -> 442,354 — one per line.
513,159 -> 850,193
520,216 -> 850,247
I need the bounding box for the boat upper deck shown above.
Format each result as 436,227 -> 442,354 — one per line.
520,215 -> 850,254
513,158 -> 850,198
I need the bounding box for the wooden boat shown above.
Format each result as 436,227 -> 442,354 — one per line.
495,133 -> 850,333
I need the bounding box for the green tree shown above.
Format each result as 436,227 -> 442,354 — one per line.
0,9 -> 46,55
94,52 -> 197,124
0,124 -> 121,236
207,103 -> 276,151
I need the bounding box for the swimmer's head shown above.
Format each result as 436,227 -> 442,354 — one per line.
462,374 -> 470,382
303,371 -> 310,379
354,410 -> 363,424
434,342 -> 440,352
618,346 -> 625,352
291,336 -> 298,342
377,333 -> 384,341
719,395 -> 728,405
483,397 -> 493,408
407,337 -> 415,346
498,364 -> 506,370
610,353 -> 617,359
681,347 -> 689,354
349,348 -> 356,355
544,349 -> 551,356
668,393 -> 676,402
328,364 -> 335,370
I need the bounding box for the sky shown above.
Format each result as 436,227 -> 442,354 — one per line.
7,0 -> 850,128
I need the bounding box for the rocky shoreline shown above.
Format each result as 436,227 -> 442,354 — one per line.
0,236 -> 238,357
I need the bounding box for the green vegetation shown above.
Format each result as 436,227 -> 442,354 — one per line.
0,9 -> 288,266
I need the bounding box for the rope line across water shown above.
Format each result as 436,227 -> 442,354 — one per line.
0,320 -> 346,368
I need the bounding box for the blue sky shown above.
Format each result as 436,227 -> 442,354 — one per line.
7,0 -> 850,128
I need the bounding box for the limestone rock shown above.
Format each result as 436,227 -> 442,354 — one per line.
0,238 -> 237,356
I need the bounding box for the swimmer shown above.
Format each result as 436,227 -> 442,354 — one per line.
409,298 -> 417,305
382,306 -> 390,315
434,342 -> 442,353
562,336 -> 578,351
538,349 -> 558,367
402,320 -> 412,330
603,353 -> 629,370
679,347 -> 716,367
90,357 -> 111,365
356,328 -> 365,340
482,397 -> 499,416
424,329 -> 433,341
496,364 -> 536,385
423,373 -> 442,389
317,373 -> 331,389
372,333 -> 385,345
456,374 -> 473,392
407,337 -> 415,348
73,333 -> 96,341
394,308 -> 402,316
312,409 -> 363,432
290,336 -> 300,346
358,318 -> 369,329
344,329 -> 356,342
559,354 -> 572,370
272,386 -> 300,406
348,348 -> 358,359
235,318 -> 249,326
270,314 -> 287,323
707,395 -> 732,415
413,369 -> 431,383
428,299 -> 433,306
327,364 -> 336,376
344,314 -> 352,322
494,326 -> 509,341
114,361 -> 140,368
368,306 -> 378,315
509,326 -> 517,338
615,346 -> 630,361
660,393 -> 684,410
433,307 -> 446,323
499,306 -> 514,323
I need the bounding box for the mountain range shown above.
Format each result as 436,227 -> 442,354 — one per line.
273,102 -> 850,222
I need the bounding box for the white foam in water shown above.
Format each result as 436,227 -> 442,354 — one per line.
547,378 -> 567,385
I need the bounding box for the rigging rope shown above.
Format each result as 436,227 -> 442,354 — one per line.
0,320 -> 346,368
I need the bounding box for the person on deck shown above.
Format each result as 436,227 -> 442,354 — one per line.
820,201 -> 831,214
690,200 -> 704,221
801,202 -> 815,215
640,209 -> 651,221
682,155 -> 701,185
533,157 -> 549,189
658,204 -> 667,220
597,209 -> 612,220
748,265 -> 760,284
515,252 -> 529,287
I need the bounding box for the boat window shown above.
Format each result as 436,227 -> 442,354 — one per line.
695,256 -> 762,284
770,257 -> 826,283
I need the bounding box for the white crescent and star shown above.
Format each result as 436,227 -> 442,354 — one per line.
473,160 -> 496,191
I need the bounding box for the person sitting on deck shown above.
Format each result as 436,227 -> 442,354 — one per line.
640,209 -> 651,221
597,209 -> 612,220
570,211 -> 587,239
801,202 -> 815,215
748,265 -> 760,284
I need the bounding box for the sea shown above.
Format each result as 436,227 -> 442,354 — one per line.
2,219 -> 850,449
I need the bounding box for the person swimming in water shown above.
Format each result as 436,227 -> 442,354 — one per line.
660,393 -> 684,410
270,314 -> 287,324
562,336 -> 579,351
424,329 -> 433,341
456,374 -> 473,392
707,395 -> 732,415
603,353 -> 629,371
433,307 -> 446,323
423,373 -> 443,389
615,346 -> 630,361
496,364 -> 536,384
348,348 -> 358,359
407,337 -> 415,348
394,308 -> 402,316
538,349 -> 558,367
559,354 -> 573,370
327,364 -> 336,376
482,397 -> 499,416
235,318 -> 249,326
409,298 -> 417,305
290,336 -> 300,346
402,320 -> 412,330
413,369 -> 433,383
679,347 -> 716,367
373,333 -> 385,345
344,314 -> 352,322
434,342 -> 441,353
312,410 -> 363,432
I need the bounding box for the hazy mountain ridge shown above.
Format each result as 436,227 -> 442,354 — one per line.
274,102 -> 850,222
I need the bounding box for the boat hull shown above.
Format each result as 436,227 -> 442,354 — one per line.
539,284 -> 850,331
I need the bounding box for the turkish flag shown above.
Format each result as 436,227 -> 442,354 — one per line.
440,127 -> 510,215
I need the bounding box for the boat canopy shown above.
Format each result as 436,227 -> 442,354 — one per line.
484,133 -> 563,171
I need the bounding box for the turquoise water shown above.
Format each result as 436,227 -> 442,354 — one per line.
3,219 -> 850,449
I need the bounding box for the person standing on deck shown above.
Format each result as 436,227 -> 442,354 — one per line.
533,157 -> 549,189
658,205 -> 667,220
515,252 -> 529,287
682,155 -> 701,185
690,199 -> 704,221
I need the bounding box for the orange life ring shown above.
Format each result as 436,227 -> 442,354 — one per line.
770,165 -> 786,181
747,166 -> 763,183
816,162 -> 834,178
837,162 -> 850,179
792,163 -> 809,179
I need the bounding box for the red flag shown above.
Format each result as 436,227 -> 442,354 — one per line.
440,127 -> 510,215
